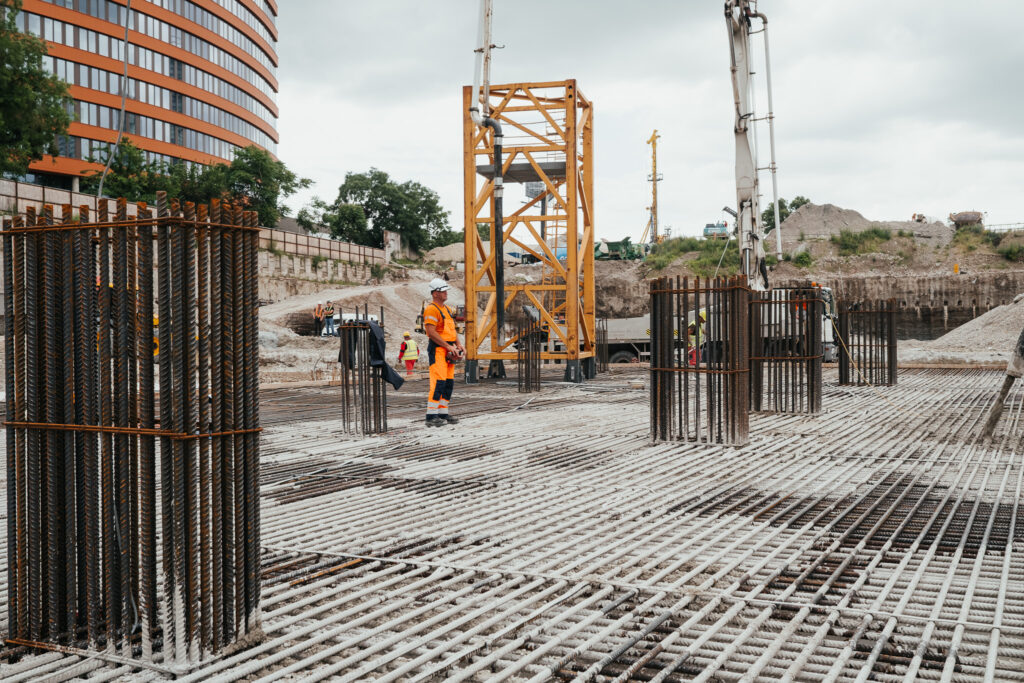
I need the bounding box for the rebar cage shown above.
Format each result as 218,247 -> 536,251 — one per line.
750,287 -> 824,413
650,276 -> 750,446
596,318 -> 609,373
516,321 -> 543,393
838,300 -> 898,386
337,319 -> 388,434
3,192 -> 261,669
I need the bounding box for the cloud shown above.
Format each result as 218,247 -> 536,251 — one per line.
277,1 -> 1024,237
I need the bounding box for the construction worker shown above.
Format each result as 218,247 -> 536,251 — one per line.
323,300 -> 336,336
423,278 -> 464,426
398,331 -> 419,377
313,301 -> 325,337
687,309 -> 707,365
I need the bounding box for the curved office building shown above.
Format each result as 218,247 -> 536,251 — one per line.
16,0 -> 278,188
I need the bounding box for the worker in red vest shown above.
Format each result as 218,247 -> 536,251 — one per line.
398,331 -> 419,377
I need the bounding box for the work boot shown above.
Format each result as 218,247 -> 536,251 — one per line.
440,414 -> 459,425
425,416 -> 446,427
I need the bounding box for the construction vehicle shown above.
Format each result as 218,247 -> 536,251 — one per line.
726,0 -> 782,289
703,221 -> 730,240
950,211 -> 984,227
595,237 -> 647,260
416,302 -> 466,335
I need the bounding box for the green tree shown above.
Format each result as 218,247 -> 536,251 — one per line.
83,143 -> 308,227
762,195 -> 811,233
224,146 -> 310,227
313,168 -> 452,252
80,138 -> 176,201
0,0 -> 73,176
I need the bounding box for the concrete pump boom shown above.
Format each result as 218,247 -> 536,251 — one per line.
725,0 -> 775,290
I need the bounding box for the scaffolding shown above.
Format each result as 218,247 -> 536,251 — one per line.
463,80 -> 595,383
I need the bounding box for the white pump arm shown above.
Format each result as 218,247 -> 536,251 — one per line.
725,0 -> 768,290
470,0 -> 494,126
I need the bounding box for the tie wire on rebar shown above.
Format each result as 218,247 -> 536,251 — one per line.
336,305 -> 388,434
838,299 -> 898,386
749,286 -> 824,414
516,321 -> 543,393
649,276 -> 750,446
3,191 -> 261,670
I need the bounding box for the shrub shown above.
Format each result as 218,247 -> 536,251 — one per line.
793,251 -> 813,268
370,263 -> 386,279
645,236 -> 742,276
953,224 -> 1004,251
830,226 -> 892,255
998,244 -> 1024,262
311,254 -> 326,269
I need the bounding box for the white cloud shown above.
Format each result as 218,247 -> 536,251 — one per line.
277,1 -> 1024,238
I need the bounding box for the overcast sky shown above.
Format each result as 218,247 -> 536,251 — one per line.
275,1 -> 1024,241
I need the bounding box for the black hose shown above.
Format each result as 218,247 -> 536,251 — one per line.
482,117 -> 504,337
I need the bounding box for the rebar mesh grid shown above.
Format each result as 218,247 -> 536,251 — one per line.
650,276 -> 750,446
2,191 -> 260,670
838,301 -> 898,387
2,367 -> 1023,681
750,287 -> 824,414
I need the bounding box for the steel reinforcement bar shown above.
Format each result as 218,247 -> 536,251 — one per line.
2,191 -> 261,670
750,286 -> 824,414
1,368 -> 1023,680
337,319 -> 387,434
517,322 -> 543,393
838,299 -> 898,386
650,276 -> 750,446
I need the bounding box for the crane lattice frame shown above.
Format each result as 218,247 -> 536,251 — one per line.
462,80 -> 595,368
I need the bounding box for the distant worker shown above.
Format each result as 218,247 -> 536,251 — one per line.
313,301 -> 325,337
323,300 -> 336,336
423,278 -> 465,427
398,331 -> 419,377
687,309 -> 707,365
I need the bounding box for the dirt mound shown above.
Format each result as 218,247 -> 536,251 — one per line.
926,295 -> 1024,353
257,269 -> 465,382
595,260 -> 648,318
424,241 -> 492,263
781,203 -> 953,247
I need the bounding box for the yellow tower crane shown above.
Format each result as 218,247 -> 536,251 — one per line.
640,129 -> 662,245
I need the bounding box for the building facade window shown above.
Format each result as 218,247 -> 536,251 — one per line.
20,0 -> 278,181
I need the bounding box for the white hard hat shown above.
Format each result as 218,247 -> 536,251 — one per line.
429,278 -> 449,292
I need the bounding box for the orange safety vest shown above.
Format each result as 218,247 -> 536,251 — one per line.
424,303 -> 457,342
314,303 -> 324,320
